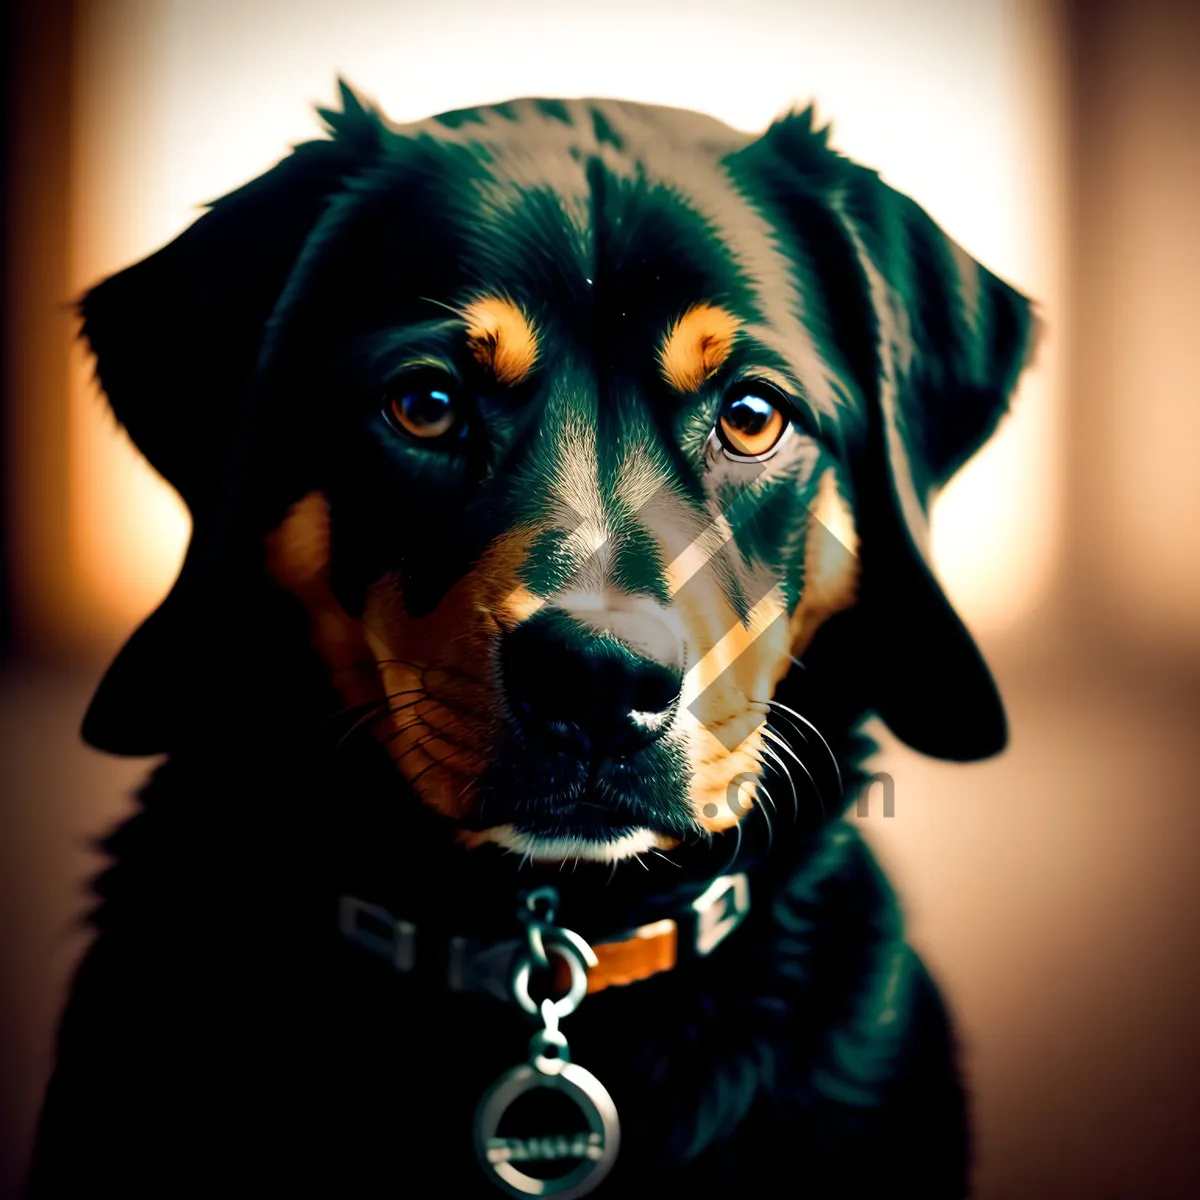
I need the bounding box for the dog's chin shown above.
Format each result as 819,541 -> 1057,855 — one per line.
461,824 -> 675,864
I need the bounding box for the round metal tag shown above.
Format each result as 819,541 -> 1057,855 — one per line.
474,1060 -> 620,1198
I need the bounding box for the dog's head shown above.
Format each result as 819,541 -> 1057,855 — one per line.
79,84 -> 1036,863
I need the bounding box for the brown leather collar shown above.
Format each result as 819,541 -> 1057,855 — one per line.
338,873 -> 750,1001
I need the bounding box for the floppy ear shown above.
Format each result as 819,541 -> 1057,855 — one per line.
79,80 -> 387,754
751,111 -> 1039,760
832,166 -> 1038,760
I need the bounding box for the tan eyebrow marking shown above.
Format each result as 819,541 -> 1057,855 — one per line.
462,296 -> 539,386
657,303 -> 743,393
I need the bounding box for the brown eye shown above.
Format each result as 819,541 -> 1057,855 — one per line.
716,388 -> 789,458
386,386 -> 460,440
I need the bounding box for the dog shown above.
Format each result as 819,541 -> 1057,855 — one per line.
26,83 -> 1035,1198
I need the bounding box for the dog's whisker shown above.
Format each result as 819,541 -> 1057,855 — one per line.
384,694 -> 454,723
379,691 -> 491,752
757,782 -> 776,850
452,778 -> 480,811
309,696 -> 390,735
328,658 -> 385,676
402,729 -> 486,789
332,702 -> 392,749
763,734 -> 801,820
711,813 -> 745,875
383,684 -> 492,725
370,659 -> 492,701
417,294 -> 466,319
382,685 -> 462,708
405,751 -> 451,789
392,730 -> 440,758
381,728 -> 483,781
379,718 -> 430,748
767,700 -> 844,797
386,699 -> 438,720
758,700 -> 810,747
763,725 -> 827,821
759,740 -> 800,823
374,656 -> 488,687
755,776 -> 778,813
730,818 -> 744,871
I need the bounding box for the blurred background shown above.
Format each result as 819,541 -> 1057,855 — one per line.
1,0 -> 1197,1195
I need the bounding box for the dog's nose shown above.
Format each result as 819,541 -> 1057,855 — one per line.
501,607 -> 683,759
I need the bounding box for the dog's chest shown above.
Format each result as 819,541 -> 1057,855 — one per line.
196,920 -> 757,1196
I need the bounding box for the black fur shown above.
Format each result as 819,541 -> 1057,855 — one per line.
26,85 -> 1035,1198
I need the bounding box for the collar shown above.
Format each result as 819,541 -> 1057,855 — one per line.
338,871 -> 751,1006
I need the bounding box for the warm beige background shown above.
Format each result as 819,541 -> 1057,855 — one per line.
3,1 -> 1199,1197
53,0 -> 1068,651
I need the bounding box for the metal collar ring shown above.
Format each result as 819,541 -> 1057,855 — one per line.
511,926 -> 598,1018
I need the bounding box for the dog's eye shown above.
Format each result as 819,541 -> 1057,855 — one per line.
384,385 -> 463,441
714,386 -> 790,460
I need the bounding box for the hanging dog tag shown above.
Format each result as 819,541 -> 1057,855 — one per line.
474,1010 -> 620,1198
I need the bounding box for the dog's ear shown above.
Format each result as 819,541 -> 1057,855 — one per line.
836,168 -> 1038,761
78,79 -> 384,516
750,111 -> 1039,760
79,80 -> 387,754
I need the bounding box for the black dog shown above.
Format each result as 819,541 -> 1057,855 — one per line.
27,85 -> 1035,1198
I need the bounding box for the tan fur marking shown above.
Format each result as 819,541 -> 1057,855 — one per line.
462,295 -> 539,385
481,529 -> 543,629
683,583 -> 791,832
658,303 -> 742,393
633,469 -> 852,833
789,468 -> 861,658
361,527 -> 537,819
263,492 -> 382,711
265,495 -> 534,823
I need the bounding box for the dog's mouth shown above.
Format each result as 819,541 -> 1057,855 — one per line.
458,787 -> 688,863
463,821 -> 673,864
445,713 -> 700,863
